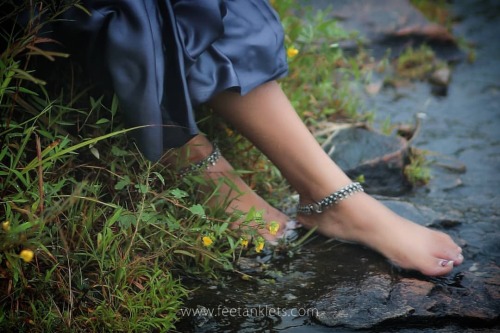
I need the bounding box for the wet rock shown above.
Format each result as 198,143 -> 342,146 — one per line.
236,257 -> 264,273
365,81 -> 383,95
322,126 -> 410,195
430,67 -> 452,86
328,0 -> 455,41
312,274 -> 411,329
430,67 -> 452,96
309,0 -> 463,61
192,305 -> 213,327
311,271 -> 500,329
380,199 -> 439,227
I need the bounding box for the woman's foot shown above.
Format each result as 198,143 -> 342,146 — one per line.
297,188 -> 464,276
203,154 -> 291,242
165,135 -> 290,242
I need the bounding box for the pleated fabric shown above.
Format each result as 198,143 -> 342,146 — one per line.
58,0 -> 288,161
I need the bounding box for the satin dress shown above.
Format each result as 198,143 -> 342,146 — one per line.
59,0 -> 288,161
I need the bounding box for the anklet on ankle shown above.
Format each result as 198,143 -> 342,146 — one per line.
178,143 -> 221,177
297,182 -> 364,215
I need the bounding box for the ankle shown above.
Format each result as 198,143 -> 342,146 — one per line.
178,143 -> 221,177
161,135 -> 215,172
297,182 -> 365,215
292,164 -> 352,203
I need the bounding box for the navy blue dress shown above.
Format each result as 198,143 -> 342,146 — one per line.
60,0 -> 288,161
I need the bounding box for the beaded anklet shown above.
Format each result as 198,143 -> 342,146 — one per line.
178,143 -> 221,177
297,182 -> 364,215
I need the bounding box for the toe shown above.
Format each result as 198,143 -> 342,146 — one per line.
421,258 -> 455,276
454,252 -> 464,266
438,244 -> 464,266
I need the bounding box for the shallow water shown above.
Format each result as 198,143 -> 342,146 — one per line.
176,1 -> 500,332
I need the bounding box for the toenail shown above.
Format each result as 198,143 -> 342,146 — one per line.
439,259 -> 454,267
457,254 -> 464,261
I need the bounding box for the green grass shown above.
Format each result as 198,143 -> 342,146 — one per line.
404,148 -> 432,186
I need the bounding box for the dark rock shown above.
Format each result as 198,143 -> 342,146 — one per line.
382,199 -> 465,227
323,126 -> 411,195
308,0 -> 464,61
381,199 -> 439,227
236,257 -> 263,273
192,305 -> 213,327
311,270 -> 500,329
312,274 -> 412,329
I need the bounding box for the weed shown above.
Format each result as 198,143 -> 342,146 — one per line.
0,1 -> 393,331
396,44 -> 438,80
404,148 -> 432,185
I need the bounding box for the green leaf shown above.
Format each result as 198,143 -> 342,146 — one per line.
218,222 -> 229,235
173,250 -> 196,258
188,204 -> 206,218
152,172 -> 165,185
140,212 -> 156,223
114,176 -> 131,190
15,221 -> 35,233
169,188 -> 188,199
106,208 -> 123,227
96,118 -> 110,125
118,214 -> 136,229
111,145 -> 129,157
135,184 -> 148,194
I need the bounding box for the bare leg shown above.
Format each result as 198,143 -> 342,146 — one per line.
209,81 -> 464,276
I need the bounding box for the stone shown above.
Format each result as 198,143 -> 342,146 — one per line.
311,270 -> 500,329
430,67 -> 452,86
322,125 -> 411,195
307,0 -> 463,61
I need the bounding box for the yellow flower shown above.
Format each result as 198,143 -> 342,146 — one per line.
225,127 -> 234,137
20,249 -> 34,263
202,236 -> 213,247
255,237 -> 265,253
2,221 -> 10,232
240,238 -> 249,248
268,221 -> 280,236
287,46 -> 299,58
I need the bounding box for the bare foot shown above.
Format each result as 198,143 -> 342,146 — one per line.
297,190 -> 464,276
165,135 -> 290,242
203,155 -> 291,242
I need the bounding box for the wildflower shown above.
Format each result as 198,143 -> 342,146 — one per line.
240,238 -> 249,248
268,221 -> 280,236
255,237 -> 265,253
2,221 -> 10,232
20,249 -> 34,262
225,127 -> 234,137
202,236 -> 213,247
287,46 -> 299,58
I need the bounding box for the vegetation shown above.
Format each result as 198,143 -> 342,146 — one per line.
404,148 -> 432,185
410,0 -> 453,29
1,0 -> 453,331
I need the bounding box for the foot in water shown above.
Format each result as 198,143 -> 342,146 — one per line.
297,189 -> 463,276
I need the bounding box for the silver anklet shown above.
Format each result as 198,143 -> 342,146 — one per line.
178,143 -> 221,177
297,182 -> 364,215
